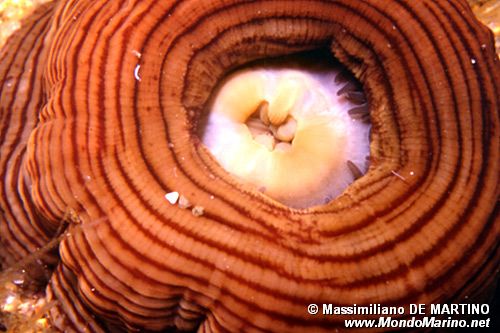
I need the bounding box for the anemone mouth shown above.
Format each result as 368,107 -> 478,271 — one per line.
199,50 -> 371,209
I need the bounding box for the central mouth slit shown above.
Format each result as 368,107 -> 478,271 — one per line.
246,98 -> 298,153
200,51 -> 371,209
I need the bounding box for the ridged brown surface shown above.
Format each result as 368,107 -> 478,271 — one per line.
0,2 -> 57,268
0,0 -> 499,332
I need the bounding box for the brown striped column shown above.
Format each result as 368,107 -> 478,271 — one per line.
0,0 -> 498,331
0,2 -> 58,270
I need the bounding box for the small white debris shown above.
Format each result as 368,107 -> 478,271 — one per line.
12,277 -> 24,285
191,206 -> 204,217
178,195 -> 191,209
5,295 -> 15,305
2,294 -> 17,312
132,49 -> 142,59
391,170 -> 407,182
471,58 -> 476,65
409,171 -> 415,176
165,191 -> 179,204
134,64 -> 142,81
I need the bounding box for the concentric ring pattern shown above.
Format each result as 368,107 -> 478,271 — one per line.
0,0 -> 498,331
